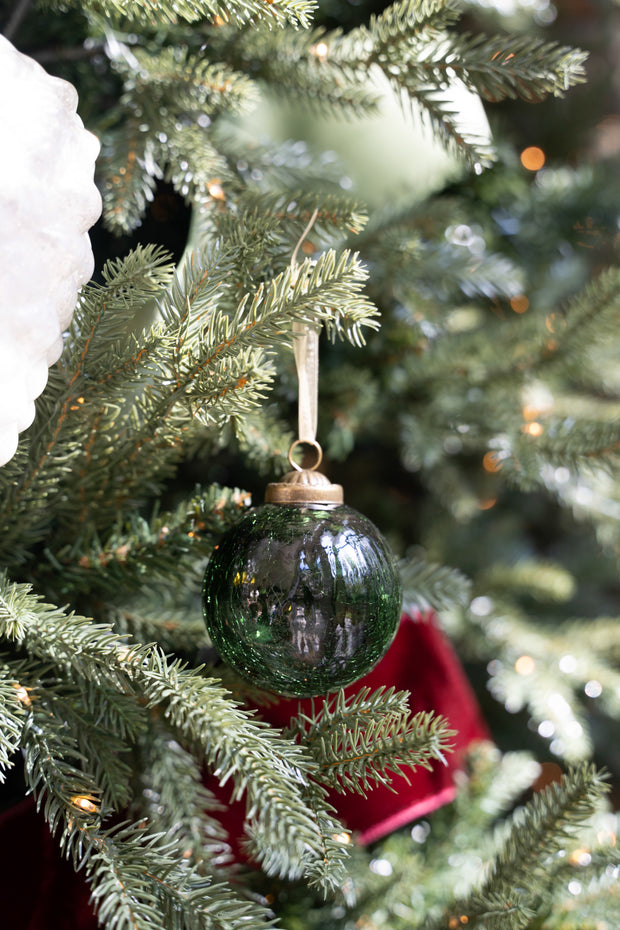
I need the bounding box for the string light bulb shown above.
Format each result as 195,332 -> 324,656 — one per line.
71,795 -> 100,814
12,682 -> 32,706
207,179 -> 225,201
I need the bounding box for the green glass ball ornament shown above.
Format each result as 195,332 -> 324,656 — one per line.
202,460 -> 402,697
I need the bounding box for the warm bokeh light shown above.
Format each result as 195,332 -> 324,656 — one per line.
520,146 -> 546,171
515,654 -> 536,675
207,179 -> 225,201
522,421 -> 544,437
310,41 -> 329,61
510,294 -> 530,314
482,451 -> 503,473
569,848 -> 592,866
522,404 -> 545,421
533,761 -> 564,792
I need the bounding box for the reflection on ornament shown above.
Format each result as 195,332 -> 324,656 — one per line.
0,36 -> 102,466
202,468 -> 402,697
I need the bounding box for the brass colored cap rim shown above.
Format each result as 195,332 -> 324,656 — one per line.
265,468 -> 344,505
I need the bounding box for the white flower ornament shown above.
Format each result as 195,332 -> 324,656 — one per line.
0,35 -> 102,466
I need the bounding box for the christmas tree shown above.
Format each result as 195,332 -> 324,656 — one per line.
1,0 -> 620,927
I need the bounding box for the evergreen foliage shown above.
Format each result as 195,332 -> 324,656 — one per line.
1,0 -> 620,926
285,686 -> 454,792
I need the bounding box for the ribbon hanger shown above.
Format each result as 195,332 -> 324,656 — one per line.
290,208 -> 321,466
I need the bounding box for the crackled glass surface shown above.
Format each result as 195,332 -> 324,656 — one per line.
202,502 -> 402,697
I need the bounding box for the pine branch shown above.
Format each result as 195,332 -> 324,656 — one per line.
236,250 -> 379,346
0,577 -> 351,892
22,699 -> 104,836
506,417 -> 620,490
435,764 -> 609,929
288,686 -> 454,794
537,265 -> 620,370
163,126 -> 239,213
484,763 -> 608,892
0,658 -> 30,780
417,242 -> 524,301
79,823 -> 279,930
141,654 -> 351,889
0,242 -> 267,551
3,241 -> 377,556
219,25 -> 382,116
355,199 -> 524,307
66,244 -> 176,372
211,120 -> 359,194
369,0 -> 462,40
119,45 -> 258,117
45,0 -> 317,30
65,245 -> 378,523
14,650 -> 276,929
478,603 -> 620,760
110,604 -> 208,652
99,124 -> 162,234
0,246 -> 175,567
39,485 -> 250,600
479,560 -> 576,604
3,654 -> 145,809
38,686 -> 138,810
133,716 -> 234,869
440,891 -> 536,930
213,190 -> 368,256
399,552 -> 472,612
286,686 -> 412,739
450,32 -> 588,104
456,748 -> 542,827
213,0 -> 586,168
303,2 -> 585,167
389,83 -> 496,171
99,43 -> 257,230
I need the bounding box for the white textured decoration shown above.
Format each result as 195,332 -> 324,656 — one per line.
0,35 -> 102,466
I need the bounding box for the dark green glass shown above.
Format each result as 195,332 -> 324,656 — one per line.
202,502 -> 402,697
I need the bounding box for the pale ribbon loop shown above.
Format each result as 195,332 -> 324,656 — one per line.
293,321 -> 319,443
290,207 -> 321,449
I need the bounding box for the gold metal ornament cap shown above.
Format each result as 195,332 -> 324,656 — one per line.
265,439 -> 344,505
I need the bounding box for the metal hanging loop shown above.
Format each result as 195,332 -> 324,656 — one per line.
288,438 -> 323,472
